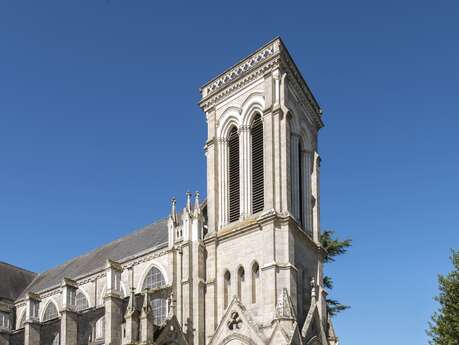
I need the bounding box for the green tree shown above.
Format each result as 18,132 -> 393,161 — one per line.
320,230 -> 352,317
427,250 -> 459,345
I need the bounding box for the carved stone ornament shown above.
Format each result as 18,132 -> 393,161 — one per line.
227,311 -> 242,330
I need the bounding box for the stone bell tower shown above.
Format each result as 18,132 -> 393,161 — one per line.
199,38 -> 332,344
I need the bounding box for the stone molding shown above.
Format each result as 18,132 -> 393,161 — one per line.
199,38 -> 323,130
200,38 -> 280,98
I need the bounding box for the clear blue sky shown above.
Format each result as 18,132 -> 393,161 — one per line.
1,1 -> 458,344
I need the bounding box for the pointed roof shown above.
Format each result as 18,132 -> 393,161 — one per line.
275,288 -> 296,320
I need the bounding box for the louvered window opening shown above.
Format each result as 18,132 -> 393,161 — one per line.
228,127 -> 240,223
298,140 -> 304,226
251,115 -> 264,214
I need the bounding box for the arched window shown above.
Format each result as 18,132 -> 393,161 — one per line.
224,270 -> 231,309
228,126 -> 240,223
43,302 -> 59,322
76,291 -> 89,312
143,266 -> 166,290
251,114 -> 264,213
142,266 -> 167,326
95,316 -> 105,340
252,262 -> 259,304
237,267 -> 245,301
298,139 -> 304,226
291,135 -> 304,225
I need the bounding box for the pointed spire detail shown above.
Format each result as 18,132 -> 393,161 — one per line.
168,292 -> 176,318
275,288 -> 295,320
193,191 -> 201,217
186,191 -> 192,213
170,197 -> 177,224
142,291 -> 150,316
310,277 -> 316,300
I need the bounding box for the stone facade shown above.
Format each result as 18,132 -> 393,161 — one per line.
0,37 -> 339,345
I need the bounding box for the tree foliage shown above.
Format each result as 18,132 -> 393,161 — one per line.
320,230 -> 352,317
427,250 -> 459,345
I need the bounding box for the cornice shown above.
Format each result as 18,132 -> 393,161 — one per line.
199,37 -> 324,129
200,37 -> 281,99
199,56 -> 281,112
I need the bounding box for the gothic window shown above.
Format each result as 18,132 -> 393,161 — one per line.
252,262 -> 259,304
298,139 -> 304,226
291,135 -> 304,225
251,114 -> 264,213
95,316 -> 105,340
143,266 -> 167,326
76,291 -> 89,312
228,126 -> 240,223
237,267 -> 245,301
143,266 -> 166,290
0,312 -> 10,329
224,270 -> 231,309
43,302 -> 58,322
150,297 -> 167,326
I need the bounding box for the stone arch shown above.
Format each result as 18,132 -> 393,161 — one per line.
250,261 -> 260,304
306,335 -> 322,345
241,92 -> 265,127
137,262 -> 169,293
289,110 -> 313,152
223,269 -> 231,310
76,288 -> 91,310
217,106 -> 241,139
236,265 -> 245,302
17,309 -> 26,329
41,298 -> 60,322
222,333 -> 257,345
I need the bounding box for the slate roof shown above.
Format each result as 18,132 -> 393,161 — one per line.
18,218 -> 169,300
0,262 -> 37,302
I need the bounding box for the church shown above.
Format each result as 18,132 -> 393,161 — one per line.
0,38 -> 339,345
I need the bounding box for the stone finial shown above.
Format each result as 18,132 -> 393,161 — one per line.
186,191 -> 192,213
141,292 -> 150,315
274,288 -> 295,320
193,191 -> 201,216
310,277 -> 316,300
170,197 -> 177,223
168,292 -> 176,318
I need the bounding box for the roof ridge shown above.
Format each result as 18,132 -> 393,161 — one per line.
0,261 -> 37,275
34,217 -> 168,276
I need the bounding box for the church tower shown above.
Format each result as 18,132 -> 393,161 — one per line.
199,38 -> 334,345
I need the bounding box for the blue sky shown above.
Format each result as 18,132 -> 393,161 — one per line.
1,1 -> 458,344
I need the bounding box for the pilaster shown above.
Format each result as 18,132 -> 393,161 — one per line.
60,278 -> 78,345
139,292 -> 154,343
24,293 -> 40,345
104,259 -> 123,345
123,267 -> 139,345
205,109 -> 218,234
